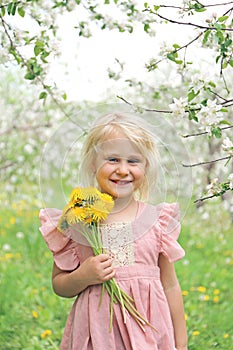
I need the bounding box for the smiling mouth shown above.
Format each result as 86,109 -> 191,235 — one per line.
111,180 -> 132,185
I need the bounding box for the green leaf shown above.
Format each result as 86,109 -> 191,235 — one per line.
39,91 -> 47,100
188,90 -> 198,102
188,109 -> 198,122
1,6 -> 5,16
62,93 -> 67,101
11,2 -> 17,15
18,7 -> 25,17
211,127 -> 222,138
24,72 -> 36,80
173,44 -> 180,49
219,119 -> 230,124
218,15 -> 229,22
208,81 -> 216,88
229,59 -> 233,68
203,29 -> 211,45
154,5 -> 160,11
167,52 -> 177,62
7,2 -> 12,15
144,23 -> 150,32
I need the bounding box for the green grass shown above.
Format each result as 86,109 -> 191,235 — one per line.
0,200 -> 233,349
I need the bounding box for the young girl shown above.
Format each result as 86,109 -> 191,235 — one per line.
39,112 -> 188,350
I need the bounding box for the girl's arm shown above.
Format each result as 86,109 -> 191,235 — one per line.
158,253 -> 188,350
52,254 -> 115,298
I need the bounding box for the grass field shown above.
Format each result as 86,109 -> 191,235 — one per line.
0,199 -> 232,349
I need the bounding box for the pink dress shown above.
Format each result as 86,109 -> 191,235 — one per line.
39,202 -> 185,350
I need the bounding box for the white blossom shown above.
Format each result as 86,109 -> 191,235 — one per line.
206,177 -> 221,196
197,99 -> 223,133
169,97 -> 188,118
222,137 -> 233,156
24,144 -> 34,154
191,73 -> 207,94
228,173 -> 233,190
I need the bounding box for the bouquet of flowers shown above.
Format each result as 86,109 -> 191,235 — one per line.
57,187 -> 156,332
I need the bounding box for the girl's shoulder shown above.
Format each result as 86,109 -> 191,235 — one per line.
136,201 -> 180,226
39,208 -> 80,270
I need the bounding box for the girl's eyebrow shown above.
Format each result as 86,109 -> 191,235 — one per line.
104,153 -> 144,160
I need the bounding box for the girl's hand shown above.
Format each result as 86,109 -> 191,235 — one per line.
77,254 -> 115,286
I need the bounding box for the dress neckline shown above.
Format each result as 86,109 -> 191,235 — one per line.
100,201 -> 145,228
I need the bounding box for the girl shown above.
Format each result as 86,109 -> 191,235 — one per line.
39,112 -> 188,350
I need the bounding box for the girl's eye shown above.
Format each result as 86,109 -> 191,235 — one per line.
128,159 -> 140,164
107,157 -> 119,163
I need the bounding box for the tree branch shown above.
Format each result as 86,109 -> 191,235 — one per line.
0,14 -> 85,131
182,155 -> 232,168
182,125 -> 233,138
144,7 -> 233,31
116,95 -> 172,113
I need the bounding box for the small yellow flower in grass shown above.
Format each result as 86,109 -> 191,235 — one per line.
214,289 -> 220,295
185,313 -> 188,321
203,294 -> 210,301
32,310 -> 38,318
41,329 -> 52,339
192,330 -> 200,336
5,253 -> 13,259
213,296 -> 219,303
197,286 -> 206,293
223,333 -> 229,339
182,290 -> 189,296
10,217 -> 16,225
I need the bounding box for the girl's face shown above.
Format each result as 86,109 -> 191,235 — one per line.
94,132 -> 147,199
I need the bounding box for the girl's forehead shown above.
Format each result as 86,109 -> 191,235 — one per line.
96,137 -> 142,156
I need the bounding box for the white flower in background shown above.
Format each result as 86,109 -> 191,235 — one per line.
16,232 -> 24,239
228,173 -> 233,189
206,177 -> 221,196
197,99 -> 223,133
169,97 -> 188,118
222,137 -> 233,156
191,73 -> 207,94
24,144 -> 34,154
2,243 -> 11,251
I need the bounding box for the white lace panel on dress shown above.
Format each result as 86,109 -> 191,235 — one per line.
100,222 -> 135,268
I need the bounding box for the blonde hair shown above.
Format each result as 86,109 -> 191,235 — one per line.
79,112 -> 159,201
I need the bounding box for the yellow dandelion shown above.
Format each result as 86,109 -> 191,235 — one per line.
32,310 -> 38,318
5,253 -> 13,259
214,289 -> 220,295
71,187 -> 99,202
41,329 -> 52,339
10,217 -> 16,225
213,296 -> 219,303
91,208 -> 108,223
197,286 -> 206,293
223,333 -> 229,339
203,294 -> 210,301
65,207 -> 87,226
192,330 -> 200,336
182,290 -> 189,296
185,313 -> 188,321
99,192 -> 114,211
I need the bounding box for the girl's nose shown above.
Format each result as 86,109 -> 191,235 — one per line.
116,161 -> 129,176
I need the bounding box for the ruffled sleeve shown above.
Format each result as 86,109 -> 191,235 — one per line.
158,203 -> 185,263
39,208 -> 80,271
